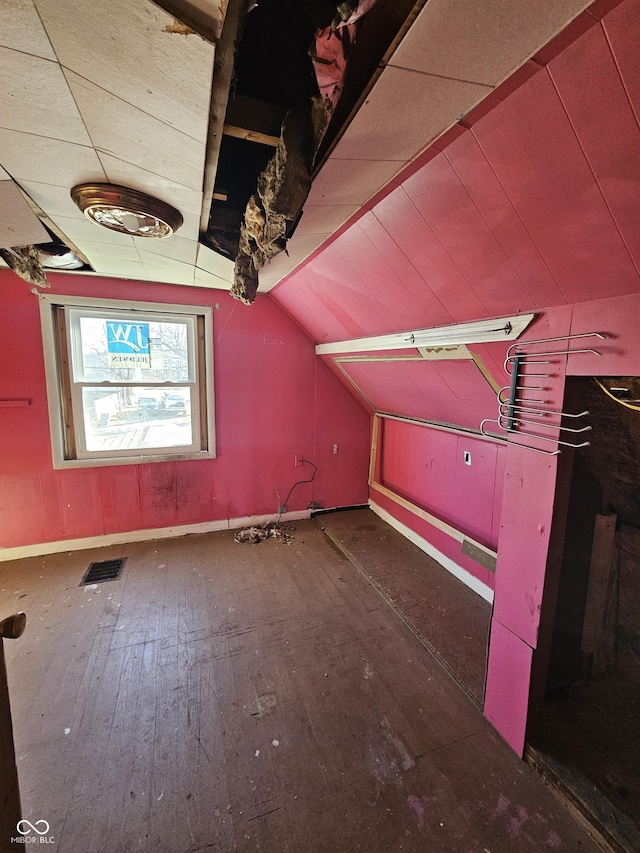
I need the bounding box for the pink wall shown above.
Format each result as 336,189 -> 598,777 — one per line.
0,270 -> 370,549
378,419 -> 504,552
267,0 -> 640,754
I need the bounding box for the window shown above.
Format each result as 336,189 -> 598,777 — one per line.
39,295 -> 215,467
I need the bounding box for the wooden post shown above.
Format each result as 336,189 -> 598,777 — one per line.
582,514 -> 619,676
0,613 -> 26,848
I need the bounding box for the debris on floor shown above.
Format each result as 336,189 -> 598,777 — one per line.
234,523 -> 294,545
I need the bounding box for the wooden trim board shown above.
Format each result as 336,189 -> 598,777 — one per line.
0,510 -> 311,563
369,500 -> 494,604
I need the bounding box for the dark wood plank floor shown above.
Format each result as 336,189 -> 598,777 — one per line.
1,520 -> 600,852
318,508 -> 491,704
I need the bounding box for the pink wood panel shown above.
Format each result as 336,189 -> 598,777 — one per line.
493,444 -> 561,649
483,619 -> 533,756
603,0 -> 640,120
403,154 -> 536,316
567,292 -> 640,376
339,358 -> 499,431
0,270 -> 370,549
548,19 -> 640,272
471,68 -> 640,305
332,218 -> 450,333
379,418 -> 505,550
370,485 -> 494,590
313,359 -> 371,510
356,212 -> 452,328
443,132 -> 566,309
371,188 -> 488,323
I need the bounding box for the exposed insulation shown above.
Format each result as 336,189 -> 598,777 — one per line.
231,96 -> 326,304
0,246 -> 49,288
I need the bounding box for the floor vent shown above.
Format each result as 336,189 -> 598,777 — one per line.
80,558 -> 125,586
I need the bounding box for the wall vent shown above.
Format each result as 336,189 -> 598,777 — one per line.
80,558 -> 125,586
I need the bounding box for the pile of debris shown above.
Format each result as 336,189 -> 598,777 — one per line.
234,523 -> 295,545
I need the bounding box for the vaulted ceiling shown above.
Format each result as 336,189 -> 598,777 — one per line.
1,0 -> 597,292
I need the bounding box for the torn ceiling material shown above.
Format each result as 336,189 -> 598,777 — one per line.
231,96 -> 327,304
207,0 -> 379,303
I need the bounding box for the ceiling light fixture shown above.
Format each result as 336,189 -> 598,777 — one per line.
71,183 -> 183,239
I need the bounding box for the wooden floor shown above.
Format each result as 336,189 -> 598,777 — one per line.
318,509 -> 491,704
0,517 -> 600,852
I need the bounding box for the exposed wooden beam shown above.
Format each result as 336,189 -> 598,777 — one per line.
199,0 -> 249,232
222,124 -> 280,147
148,0 -> 222,44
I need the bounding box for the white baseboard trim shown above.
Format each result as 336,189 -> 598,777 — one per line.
369,500 -> 494,604
0,509 -> 311,563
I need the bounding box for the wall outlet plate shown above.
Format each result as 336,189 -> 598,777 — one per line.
464,451 -> 472,466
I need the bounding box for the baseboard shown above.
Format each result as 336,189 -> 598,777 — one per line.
369,500 -> 494,604
0,509 -> 311,563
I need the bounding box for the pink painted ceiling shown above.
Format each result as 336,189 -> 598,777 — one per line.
336,358 -> 499,431
270,0 -> 640,429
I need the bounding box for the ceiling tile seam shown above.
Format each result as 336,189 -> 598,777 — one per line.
0,124 -> 99,153
0,43 -> 60,64
546,60 -> 640,281
441,148 -> 540,309
467,117 -> 569,307
385,62 -> 496,90
30,0 -> 60,62
348,218 -> 437,325
601,18 -> 640,145
93,147 -> 202,196
368,199 -> 454,326
0,118 -> 93,148
94,150 -> 203,212
60,66 -> 209,147
400,189 -> 492,318
329,237 -> 399,333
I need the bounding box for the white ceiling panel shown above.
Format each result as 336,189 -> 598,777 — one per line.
79,241 -> 141,264
0,129 -> 107,188
390,0 -> 593,86
134,234 -> 198,265
0,0 -> 55,61
283,232 -> 328,259
48,215 -> 136,247
0,48 -> 91,145
85,257 -> 148,279
34,0 -> 215,144
139,252 -> 196,286
0,180 -> 49,248
0,165 -> 10,180
175,210 -> 201,242
64,70 -> 206,192
98,152 -> 203,217
196,244 -> 234,281
293,203 -> 360,237
333,65 -> 490,163
193,268 -> 233,290
310,156 -> 400,207
18,180 -> 87,219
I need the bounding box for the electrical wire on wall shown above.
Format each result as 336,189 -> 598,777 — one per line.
234,459 -> 318,544
595,378 -> 640,412
277,459 -> 317,524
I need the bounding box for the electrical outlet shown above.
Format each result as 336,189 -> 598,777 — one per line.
463,451 -> 472,466
332,444 -> 338,454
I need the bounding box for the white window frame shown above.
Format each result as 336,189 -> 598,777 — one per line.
39,293 -> 216,469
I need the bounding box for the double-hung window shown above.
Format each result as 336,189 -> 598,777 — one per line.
39,294 -> 215,467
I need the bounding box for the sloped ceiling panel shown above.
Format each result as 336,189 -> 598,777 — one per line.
337,358 -> 499,431
271,0 -> 640,345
